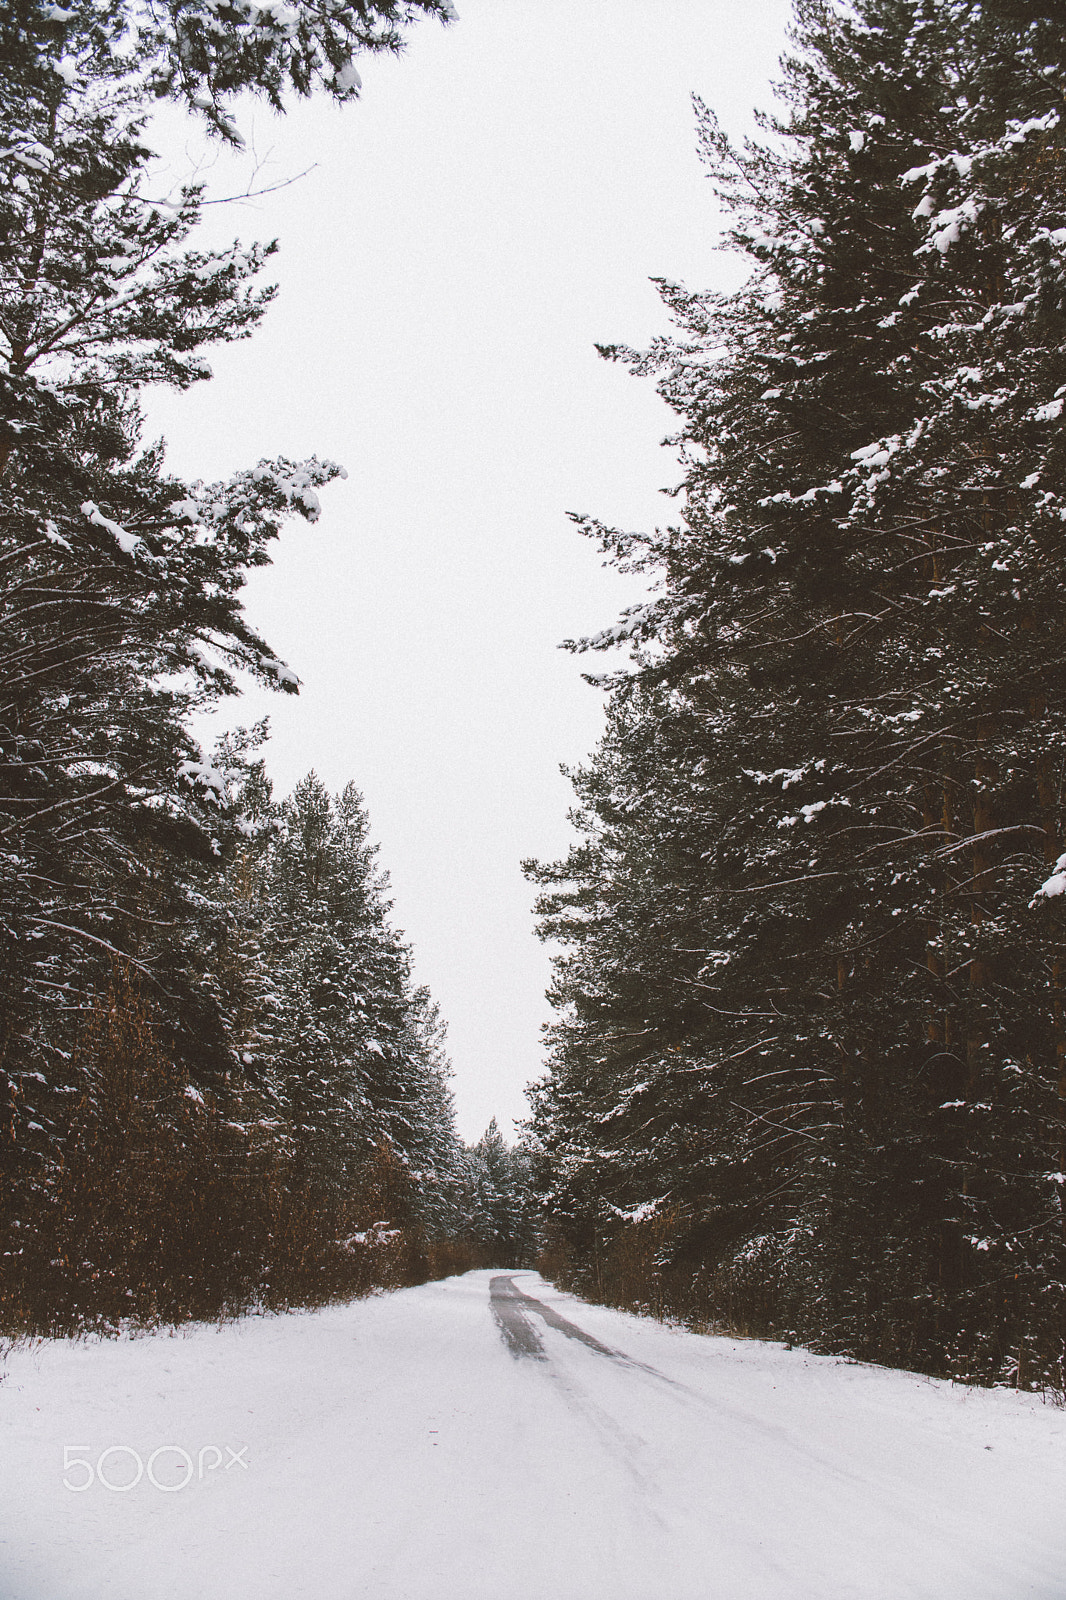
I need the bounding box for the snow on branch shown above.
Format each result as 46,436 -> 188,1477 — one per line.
1030,853 -> 1066,907
80,500 -> 141,557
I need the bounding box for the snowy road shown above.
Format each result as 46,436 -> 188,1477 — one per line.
3,1269 -> 1065,1599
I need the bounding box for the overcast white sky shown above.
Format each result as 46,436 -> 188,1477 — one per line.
144,0 -> 793,1142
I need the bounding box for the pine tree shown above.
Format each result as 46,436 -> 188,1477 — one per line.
0,2 -> 354,1137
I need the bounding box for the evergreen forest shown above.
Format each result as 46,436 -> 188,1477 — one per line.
2,0 -> 1064,1399
525,0 -> 1066,1392
0,0 -> 530,1336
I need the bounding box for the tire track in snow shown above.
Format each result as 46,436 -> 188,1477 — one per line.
487,1276 -> 840,1591
489,1275 -> 624,1362
488,1276 -> 973,1593
488,1276 -> 667,1521
491,1276 -> 900,1501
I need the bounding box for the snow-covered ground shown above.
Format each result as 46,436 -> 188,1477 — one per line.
3,1270 -> 1064,1600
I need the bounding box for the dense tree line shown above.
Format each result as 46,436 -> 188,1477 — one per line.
6,754 -> 534,1331
463,1117 -> 535,1267
0,0 -> 525,1334
527,0 -> 1066,1390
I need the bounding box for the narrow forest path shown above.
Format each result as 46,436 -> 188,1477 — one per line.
3,1271 -> 1064,1600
